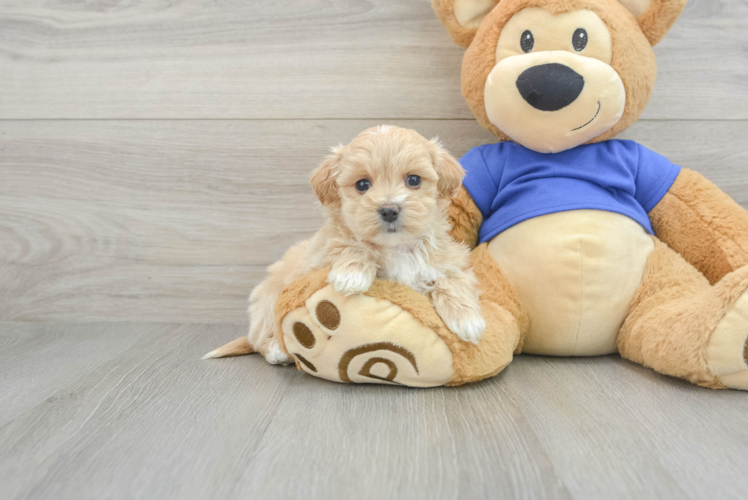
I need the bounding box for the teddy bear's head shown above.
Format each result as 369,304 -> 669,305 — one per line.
433,0 -> 686,153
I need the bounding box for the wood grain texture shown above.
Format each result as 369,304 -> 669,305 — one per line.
503,356 -> 748,500
1,322 -> 747,500
1,119 -> 747,324
0,322 -> 296,500
0,0 -> 746,120
0,321 -> 160,426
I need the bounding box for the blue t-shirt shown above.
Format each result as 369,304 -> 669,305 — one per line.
460,140 -> 681,245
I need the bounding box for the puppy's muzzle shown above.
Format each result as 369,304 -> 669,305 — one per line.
378,205 -> 400,223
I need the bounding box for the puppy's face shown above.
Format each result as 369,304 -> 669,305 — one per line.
311,126 -> 464,247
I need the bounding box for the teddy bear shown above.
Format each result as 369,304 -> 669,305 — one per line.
211,0 -> 748,389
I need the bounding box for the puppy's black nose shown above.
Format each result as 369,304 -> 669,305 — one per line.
516,63 -> 584,112
379,206 -> 400,223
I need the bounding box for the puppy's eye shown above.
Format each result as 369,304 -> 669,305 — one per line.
572,28 -> 588,52
520,30 -> 534,53
355,179 -> 371,193
406,175 -> 421,188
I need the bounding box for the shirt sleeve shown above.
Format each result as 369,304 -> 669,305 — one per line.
634,143 -> 682,212
460,145 -> 501,219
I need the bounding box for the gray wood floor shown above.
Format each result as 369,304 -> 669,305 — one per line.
3,322 -> 748,500
1,0 -> 747,499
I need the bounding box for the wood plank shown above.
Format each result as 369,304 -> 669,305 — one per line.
501,356 -> 748,500
1,119 -> 746,324
0,0 -> 746,120
1,322 -> 746,500
241,369 -> 571,500
239,356 -> 748,500
0,322 -> 300,500
0,321 -> 162,426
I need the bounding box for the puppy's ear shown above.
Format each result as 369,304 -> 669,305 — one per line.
432,0 -> 501,48
310,148 -> 342,206
618,0 -> 687,46
430,139 -> 465,199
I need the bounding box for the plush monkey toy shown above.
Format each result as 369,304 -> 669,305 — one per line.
212,0 -> 748,389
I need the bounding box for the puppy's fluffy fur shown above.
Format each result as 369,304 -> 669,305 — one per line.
248,125 -> 486,365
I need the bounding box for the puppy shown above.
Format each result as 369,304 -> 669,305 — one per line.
244,125 -> 486,365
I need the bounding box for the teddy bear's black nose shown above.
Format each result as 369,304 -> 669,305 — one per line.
516,63 -> 585,112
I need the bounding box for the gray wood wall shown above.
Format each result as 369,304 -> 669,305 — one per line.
2,0 -> 747,324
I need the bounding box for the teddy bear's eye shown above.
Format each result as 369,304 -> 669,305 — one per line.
572,28 -> 588,52
520,30 -> 534,53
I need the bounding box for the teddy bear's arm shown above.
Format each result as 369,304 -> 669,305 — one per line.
649,168 -> 748,284
448,185 -> 482,249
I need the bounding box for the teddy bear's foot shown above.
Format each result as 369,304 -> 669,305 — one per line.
707,290 -> 748,390
618,242 -> 748,391
280,285 -> 456,387
275,253 -> 525,387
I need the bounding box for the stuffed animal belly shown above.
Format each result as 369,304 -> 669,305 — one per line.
488,210 -> 654,356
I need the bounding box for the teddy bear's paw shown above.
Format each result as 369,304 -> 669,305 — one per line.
706,290 -> 748,391
280,285 -> 456,387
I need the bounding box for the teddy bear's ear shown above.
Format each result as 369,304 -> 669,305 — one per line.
618,0 -> 687,46
432,0 -> 501,48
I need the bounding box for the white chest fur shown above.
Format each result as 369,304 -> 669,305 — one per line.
488,210 -> 655,356
376,244 -> 444,295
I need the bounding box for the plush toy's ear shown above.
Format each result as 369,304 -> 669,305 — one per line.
430,138 -> 465,199
432,0 -> 501,48
619,0 -> 687,46
310,148 -> 342,206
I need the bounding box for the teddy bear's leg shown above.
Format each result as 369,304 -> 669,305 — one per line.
617,238 -> 748,390
275,244 -> 528,387
448,243 -> 530,384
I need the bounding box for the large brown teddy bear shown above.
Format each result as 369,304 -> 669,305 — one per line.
212,0 -> 748,389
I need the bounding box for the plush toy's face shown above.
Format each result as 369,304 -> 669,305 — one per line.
486,8 -> 625,152
433,0 -> 687,153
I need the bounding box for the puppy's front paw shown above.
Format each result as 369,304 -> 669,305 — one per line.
445,315 -> 486,345
263,340 -> 293,365
328,269 -> 374,296
433,290 -> 486,344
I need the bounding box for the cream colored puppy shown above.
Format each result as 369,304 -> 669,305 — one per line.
241,126 -> 486,365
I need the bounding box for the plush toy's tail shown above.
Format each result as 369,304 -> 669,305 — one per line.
201,336 -> 254,359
